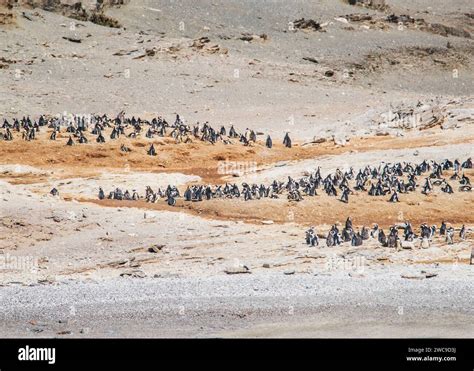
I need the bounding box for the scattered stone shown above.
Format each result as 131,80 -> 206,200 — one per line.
239,33 -> 268,42
426,23 -> 470,39
293,18 -> 321,31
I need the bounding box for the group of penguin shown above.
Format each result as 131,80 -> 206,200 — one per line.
93,156 -> 472,206
305,217 -> 468,248
1,114 -> 294,151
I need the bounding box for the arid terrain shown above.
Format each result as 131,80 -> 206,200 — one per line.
0,0 -> 473,338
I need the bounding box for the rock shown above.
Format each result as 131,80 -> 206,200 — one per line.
262,263 -> 271,268
120,269 -> 146,278
57,330 -> 72,335
129,261 -> 141,268
401,274 -> 425,280
38,276 -> 55,284
302,57 -> 319,64
283,269 -> 295,275
239,33 -> 267,42
261,220 -> 274,225
424,272 -> 438,279
224,265 -> 250,274
62,36 -> 82,43
324,70 -> 335,77
334,17 -> 349,24
293,18 -> 321,31
148,244 -> 165,253
400,240 -> 414,249
349,272 -> 365,278
303,137 -> 327,146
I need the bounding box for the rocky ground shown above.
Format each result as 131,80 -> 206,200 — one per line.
0,0 -> 473,337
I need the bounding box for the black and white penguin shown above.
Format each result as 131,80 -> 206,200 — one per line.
147,144 -> 157,156
266,135 -> 272,149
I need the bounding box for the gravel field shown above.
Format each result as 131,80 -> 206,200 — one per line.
1,269 -> 473,337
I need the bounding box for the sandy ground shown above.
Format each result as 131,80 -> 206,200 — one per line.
0,0 -> 473,338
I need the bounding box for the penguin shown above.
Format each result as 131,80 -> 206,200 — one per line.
96,133 -> 105,143
389,191 -> 399,202
50,188 -> 59,196
361,226 -> 370,240
120,144 -> 131,152
184,187 -> 192,201
326,230 -> 335,247
147,144 -> 157,156
266,135 -> 272,149
98,187 -> 105,200
459,225 -> 466,240
439,221 -> 447,235
305,227 -> 319,247
351,232 -> 363,246
445,227 -> 454,244
340,188 -> 350,203
441,182 -> 454,194
387,227 -> 398,248
378,229 -> 387,246
283,132 -> 292,148
462,157 -> 472,169
167,195 -> 176,206
66,136 -> 74,146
